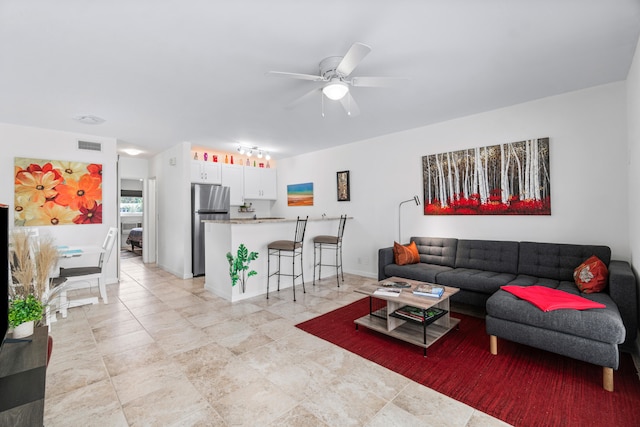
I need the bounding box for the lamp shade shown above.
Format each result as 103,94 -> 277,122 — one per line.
322,80 -> 349,100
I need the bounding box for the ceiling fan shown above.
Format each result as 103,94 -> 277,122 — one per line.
267,42 -> 404,117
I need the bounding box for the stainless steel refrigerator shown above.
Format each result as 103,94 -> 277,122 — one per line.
192,183 -> 230,276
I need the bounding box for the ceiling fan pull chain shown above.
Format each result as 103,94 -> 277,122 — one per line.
321,92 -> 325,117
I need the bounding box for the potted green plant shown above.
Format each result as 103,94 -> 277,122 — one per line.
226,243 -> 258,293
9,294 -> 44,338
9,230 -> 59,337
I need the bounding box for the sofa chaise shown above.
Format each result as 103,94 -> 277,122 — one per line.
378,237 -> 638,391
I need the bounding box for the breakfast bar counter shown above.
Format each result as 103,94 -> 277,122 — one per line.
203,217 -> 347,302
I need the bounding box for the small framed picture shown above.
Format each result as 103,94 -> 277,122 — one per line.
337,170 -> 350,201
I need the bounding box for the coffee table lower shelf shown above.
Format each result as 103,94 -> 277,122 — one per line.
354,308 -> 460,356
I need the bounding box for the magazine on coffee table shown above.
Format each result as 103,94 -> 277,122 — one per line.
379,281 -> 412,288
413,283 -> 445,298
373,288 -> 402,297
391,305 -> 447,324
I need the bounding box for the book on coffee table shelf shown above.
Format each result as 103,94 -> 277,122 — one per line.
373,288 -> 402,297
391,305 -> 448,325
413,283 -> 445,298
380,281 -> 412,288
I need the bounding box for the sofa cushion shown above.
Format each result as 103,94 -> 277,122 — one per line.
411,237 -> 458,267
518,242 -> 611,282
384,263 -> 453,284
454,239 -> 519,274
436,268 -> 516,294
393,241 -> 420,265
574,255 -> 608,293
508,275 -> 560,288
486,285 -> 625,345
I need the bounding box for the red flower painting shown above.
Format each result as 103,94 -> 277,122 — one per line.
14,157 -> 103,226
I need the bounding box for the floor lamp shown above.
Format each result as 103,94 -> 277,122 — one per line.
398,195 -> 421,243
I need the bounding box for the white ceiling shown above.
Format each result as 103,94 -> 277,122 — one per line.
1,1 -> 639,160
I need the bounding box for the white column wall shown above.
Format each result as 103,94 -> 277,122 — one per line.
152,142 -> 192,278
626,33 -> 640,342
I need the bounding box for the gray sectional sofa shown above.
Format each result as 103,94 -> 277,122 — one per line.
378,237 -> 638,391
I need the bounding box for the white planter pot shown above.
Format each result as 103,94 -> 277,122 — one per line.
12,320 -> 35,339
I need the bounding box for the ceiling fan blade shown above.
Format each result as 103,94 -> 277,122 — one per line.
351,76 -> 408,87
266,71 -> 324,81
340,92 -> 360,117
336,42 -> 371,77
285,87 -> 321,109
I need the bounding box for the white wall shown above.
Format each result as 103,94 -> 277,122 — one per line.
627,36 -> 640,283
273,82 -> 630,278
119,156 -> 149,180
121,179 -> 143,192
152,142 -> 192,278
0,122 -> 119,283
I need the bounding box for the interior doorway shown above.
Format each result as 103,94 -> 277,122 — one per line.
120,179 -> 144,254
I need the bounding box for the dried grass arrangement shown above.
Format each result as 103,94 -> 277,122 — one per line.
9,229 -> 60,304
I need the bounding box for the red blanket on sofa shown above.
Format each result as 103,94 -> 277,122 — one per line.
501,285 -> 606,312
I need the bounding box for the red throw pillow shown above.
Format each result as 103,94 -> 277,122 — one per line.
573,255 -> 608,294
393,241 -> 420,266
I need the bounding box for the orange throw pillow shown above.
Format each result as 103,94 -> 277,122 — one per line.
573,255 -> 608,294
393,241 -> 420,266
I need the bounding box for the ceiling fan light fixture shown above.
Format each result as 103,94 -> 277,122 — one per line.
257,150 -> 263,159
123,148 -> 143,156
265,152 -> 271,160
322,80 -> 349,100
238,146 -> 245,155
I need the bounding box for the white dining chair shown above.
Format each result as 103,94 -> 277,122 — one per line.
56,227 -> 117,318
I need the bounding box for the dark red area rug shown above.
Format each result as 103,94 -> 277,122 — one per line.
296,298 -> 640,427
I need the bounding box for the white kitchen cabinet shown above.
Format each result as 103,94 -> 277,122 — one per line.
221,164 -> 245,205
190,160 -> 221,184
243,167 -> 277,200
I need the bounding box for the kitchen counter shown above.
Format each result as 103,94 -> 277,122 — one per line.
202,216 -> 345,224
203,216 -> 350,302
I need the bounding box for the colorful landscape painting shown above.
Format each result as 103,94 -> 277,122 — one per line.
14,157 -> 103,226
287,182 -> 314,206
422,138 -> 550,215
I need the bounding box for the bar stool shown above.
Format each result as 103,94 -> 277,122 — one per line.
267,216 -> 308,301
313,215 -> 347,287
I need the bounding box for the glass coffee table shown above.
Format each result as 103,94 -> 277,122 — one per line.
354,277 -> 460,356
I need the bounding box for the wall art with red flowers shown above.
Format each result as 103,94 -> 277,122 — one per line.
14,157 -> 103,226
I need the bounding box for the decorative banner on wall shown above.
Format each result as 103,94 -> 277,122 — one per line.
14,157 -> 103,226
287,182 -> 314,206
422,138 -> 550,215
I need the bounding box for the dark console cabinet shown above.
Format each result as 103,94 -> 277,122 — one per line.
0,326 -> 48,426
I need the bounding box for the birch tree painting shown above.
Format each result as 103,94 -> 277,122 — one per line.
422,138 -> 550,215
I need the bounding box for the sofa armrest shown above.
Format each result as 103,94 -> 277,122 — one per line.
378,247 -> 395,280
608,260 -> 638,347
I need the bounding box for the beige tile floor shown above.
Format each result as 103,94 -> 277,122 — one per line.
44,254 -> 511,427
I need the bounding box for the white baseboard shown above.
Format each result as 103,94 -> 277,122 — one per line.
156,263 -> 192,280
344,269 -> 376,279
